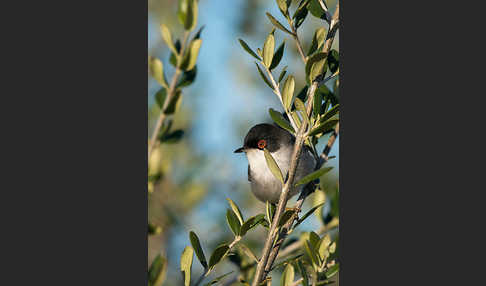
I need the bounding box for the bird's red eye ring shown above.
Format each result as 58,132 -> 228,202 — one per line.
257,139 -> 267,149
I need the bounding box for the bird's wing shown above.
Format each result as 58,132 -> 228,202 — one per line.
248,165 -> 252,182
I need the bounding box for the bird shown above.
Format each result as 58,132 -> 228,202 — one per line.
234,123 -> 316,204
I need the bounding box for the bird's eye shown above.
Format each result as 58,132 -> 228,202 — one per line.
257,139 -> 267,149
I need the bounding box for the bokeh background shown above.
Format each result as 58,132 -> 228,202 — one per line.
148,0 -> 339,284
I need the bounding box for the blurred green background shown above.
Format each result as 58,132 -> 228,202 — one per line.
148,0 -> 339,284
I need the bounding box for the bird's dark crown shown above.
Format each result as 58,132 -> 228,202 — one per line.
243,123 -> 294,152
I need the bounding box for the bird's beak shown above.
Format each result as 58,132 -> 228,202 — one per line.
234,147 -> 246,153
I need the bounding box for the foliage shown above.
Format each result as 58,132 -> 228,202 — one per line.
148,0 -> 340,285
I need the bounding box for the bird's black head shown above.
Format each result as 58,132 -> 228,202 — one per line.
234,123 -> 294,153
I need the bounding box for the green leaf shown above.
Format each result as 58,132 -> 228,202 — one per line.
180,39 -> 202,71
278,66 -> 288,83
184,0 -> 198,31
313,85 -> 323,119
263,33 -> 275,68
270,41 -> 285,70
177,0 -> 189,25
309,231 -> 320,250
155,88 -> 167,109
307,27 -> 327,56
203,271 -> 235,286
278,209 -> 295,227
240,216 -> 256,236
266,201 -> 276,224
297,260 -> 309,286
226,198 -> 244,225
294,98 -> 310,127
148,222 -> 161,235
276,0 -> 288,15
189,231 -> 208,269
320,104 -> 339,123
308,118 -> 338,137
148,254 -> 167,286
177,66 -> 198,88
282,75 -> 295,111
149,57 -> 168,88
238,39 -> 261,60
160,24 -> 178,55
325,263 -> 339,279
226,209 -> 242,236
180,246 -> 194,286
264,148 -> 285,184
169,40 -> 182,67
159,129 -> 184,144
293,0 -> 310,29
308,0 -> 327,20
163,89 -> 182,115
266,12 -> 293,35
280,263 -> 295,286
209,244 -> 229,270
269,109 -> 295,134
294,202 -> 325,228
295,167 -> 333,186
327,50 -> 339,74
239,244 -> 258,263
306,52 -> 327,82
255,62 -> 274,90
304,240 -> 319,268
296,85 -> 308,103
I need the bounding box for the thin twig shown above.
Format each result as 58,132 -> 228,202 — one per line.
148,31 -> 190,158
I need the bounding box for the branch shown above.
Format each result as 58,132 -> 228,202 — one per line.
148,31 -> 190,158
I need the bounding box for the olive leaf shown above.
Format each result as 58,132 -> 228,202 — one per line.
255,63 -> 274,89
276,0 -> 288,15
238,39 -> 261,60
154,88 -> 167,109
320,104 -> 339,123
226,209 -> 242,236
293,0 -> 310,28
281,263 -> 295,286
180,246 -> 194,286
149,57 -> 168,88
294,202 -> 325,228
189,231 -> 208,269
177,66 -> 198,88
239,244 -> 259,263
240,216 -> 256,236
297,260 -> 309,286
180,39 -> 202,71
148,254 -> 167,286
282,75 -> 295,111
308,118 -> 338,137
263,32 -> 275,68
269,108 -> 294,134
278,209 -> 295,227
184,0 -> 198,31
159,130 -> 184,144
266,12 -> 293,35
203,271 -> 235,286
307,27 -> 327,56
163,89 -> 182,115
160,24 -> 178,56
263,148 -> 284,184
278,65 -> 288,83
325,263 -> 339,279
270,41 -> 285,70
305,52 -> 327,82
226,198 -> 244,225
208,244 -> 230,270
294,167 -> 333,186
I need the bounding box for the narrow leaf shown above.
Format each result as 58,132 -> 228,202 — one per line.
255,62 -> 274,89
209,244 -> 229,269
155,88 -> 167,109
308,118 -> 338,137
160,24 -> 177,55
266,12 -> 293,35
163,89 -> 182,115
276,0 -> 288,15
266,201 -> 276,224
269,108 -> 295,134
239,244 -> 259,263
320,104 -> 339,123
280,263 -> 295,286
149,57 -> 168,88
327,49 -> 339,74
278,65 -> 288,83
181,39 -> 202,71
295,167 -> 333,186
240,216 -> 256,236
177,66 -> 198,88
159,130 -> 184,144
180,246 -> 194,286
297,260 -> 309,286
304,240 -> 319,267
238,39 -> 261,60
294,98 -> 309,126
203,271 -> 235,286
325,263 -> 339,279
226,209 -> 242,236
263,33 -> 275,68
184,0 -> 198,31
294,202 -> 325,228
307,27 -> 326,56
270,41 -> 285,70
329,242 -> 336,254
282,75 -> 295,111
148,255 -> 167,286
309,232 -> 320,250
189,231 -> 208,269
264,148 -> 284,184
305,52 -> 327,82
226,198 -> 244,225
313,85 -> 323,119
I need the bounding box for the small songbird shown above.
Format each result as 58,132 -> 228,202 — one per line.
234,123 -> 315,203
